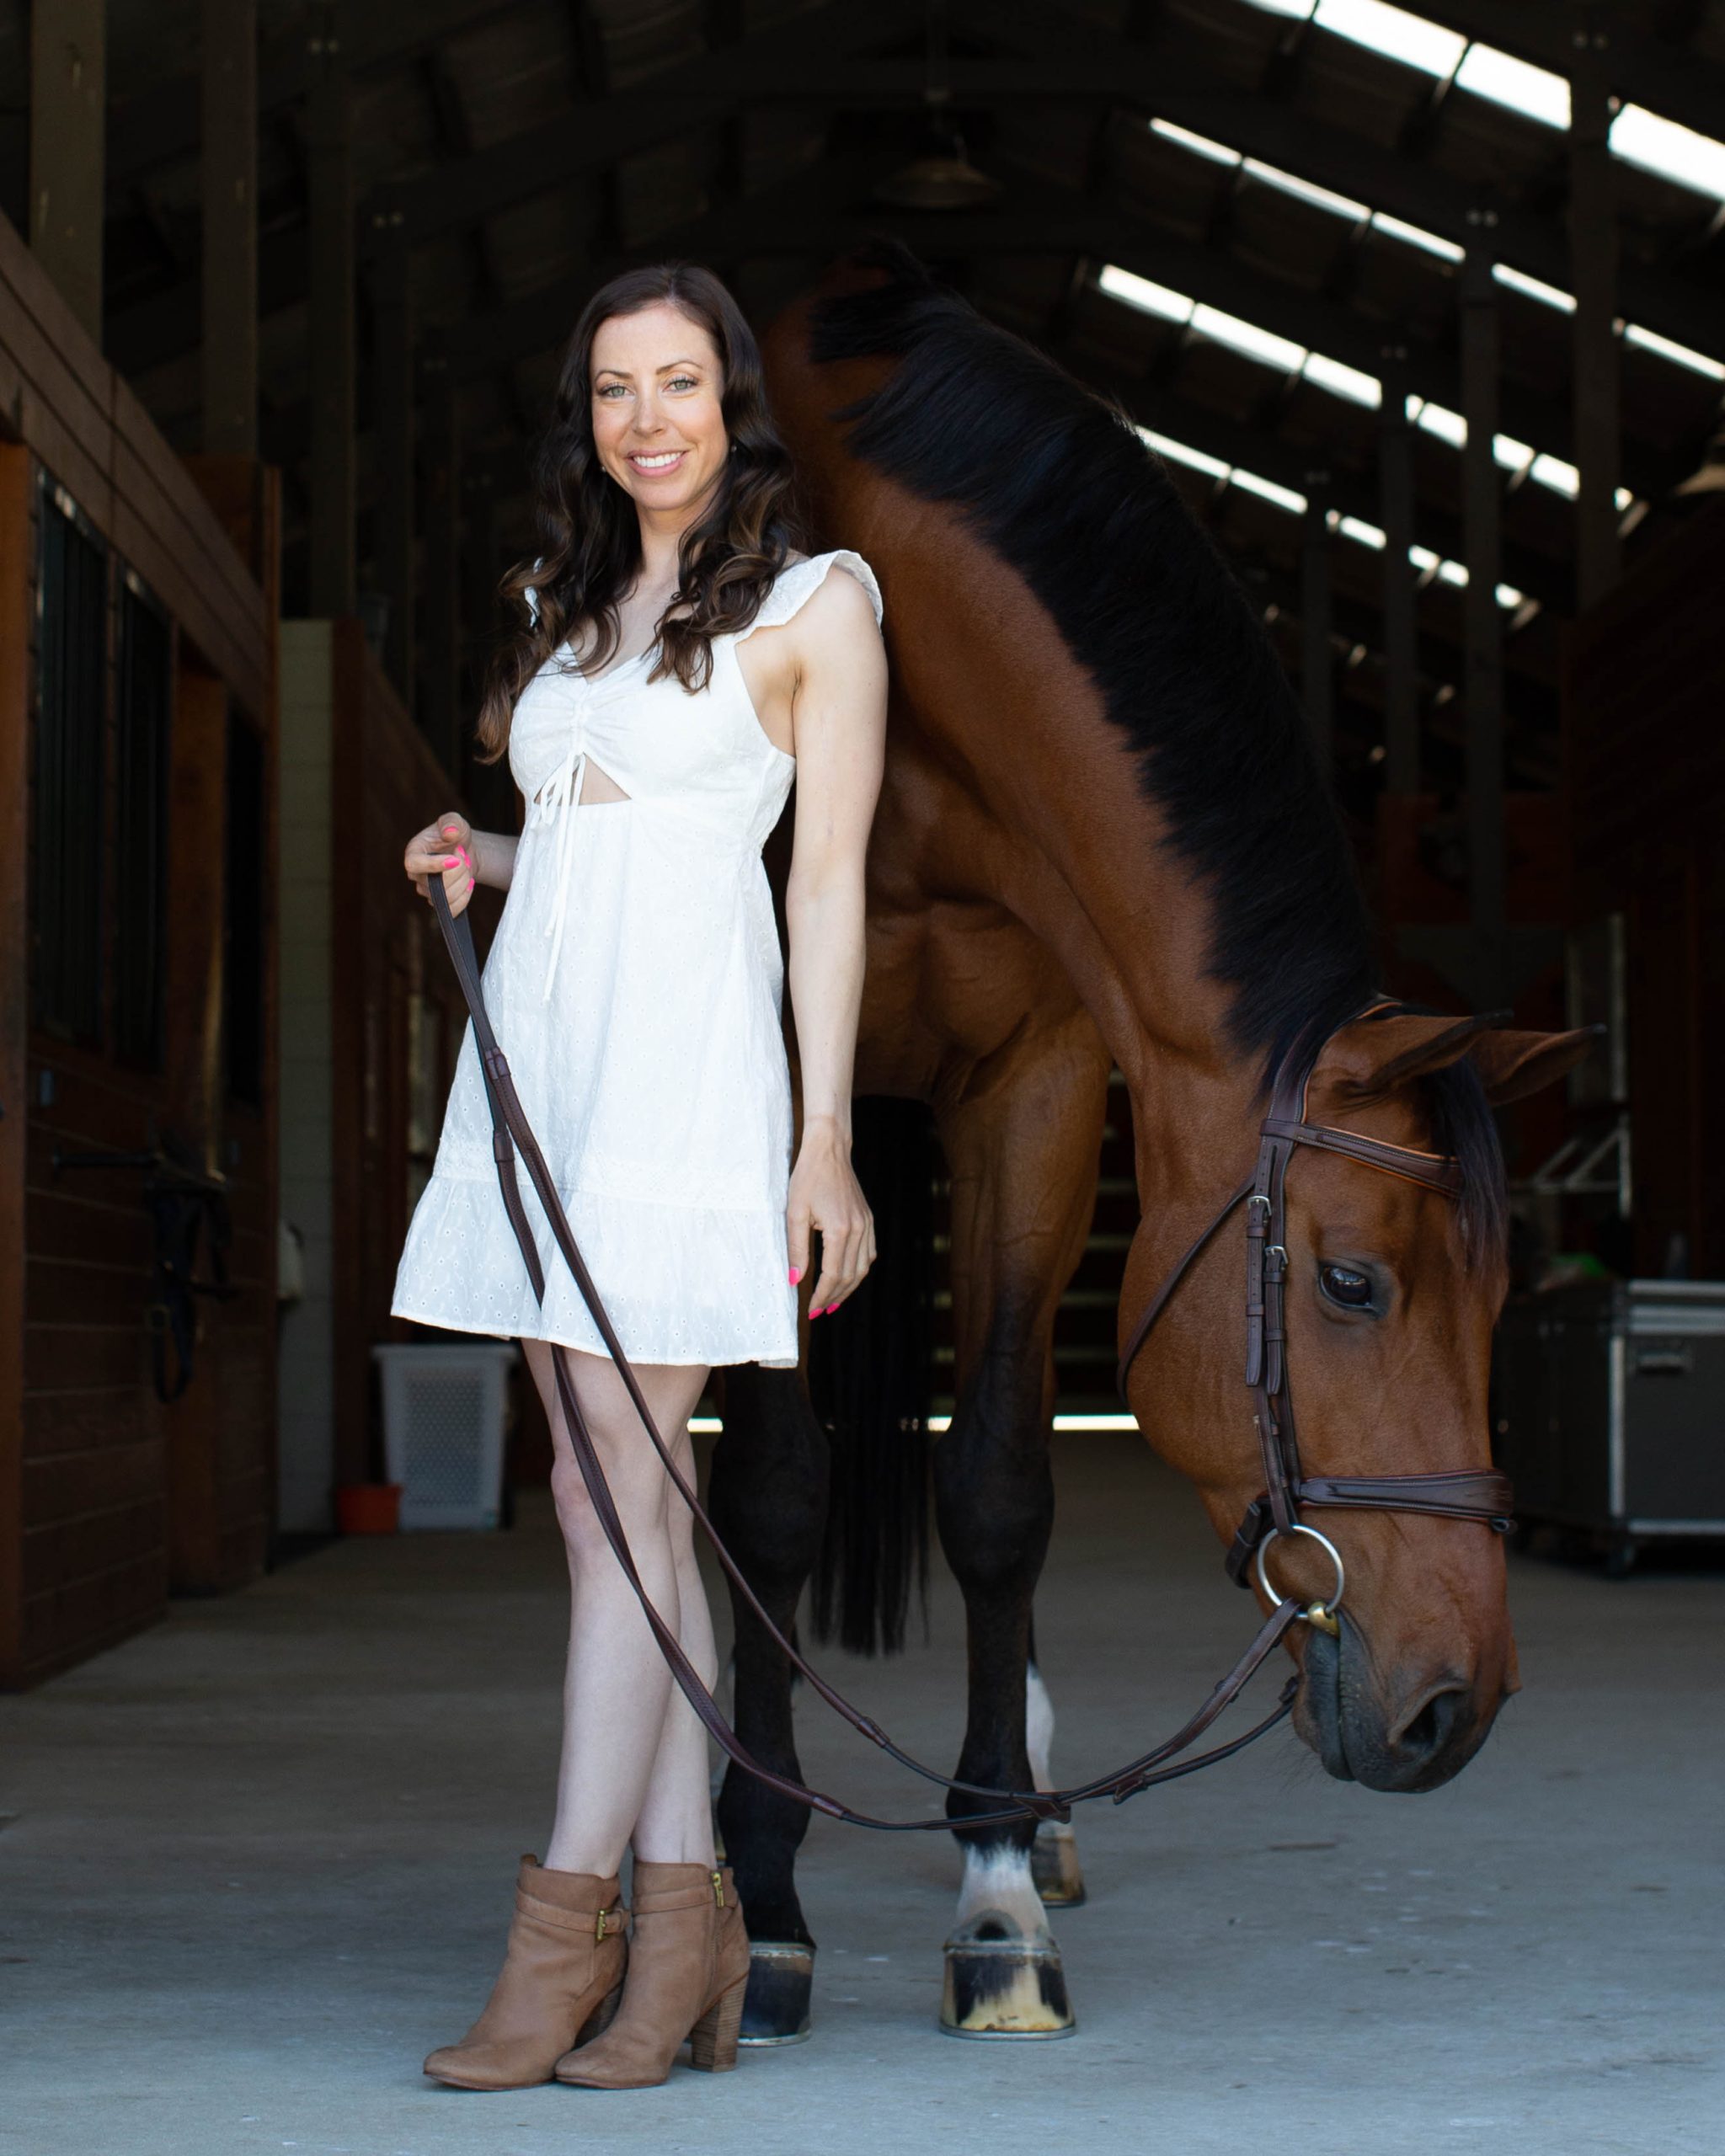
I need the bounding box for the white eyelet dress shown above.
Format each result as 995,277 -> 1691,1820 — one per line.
390,549 -> 884,1369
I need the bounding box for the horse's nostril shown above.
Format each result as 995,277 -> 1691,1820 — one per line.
1397,1685 -> 1466,1761
1402,1698 -> 1444,1755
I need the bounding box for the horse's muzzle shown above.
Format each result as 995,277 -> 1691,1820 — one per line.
1295,1616 -> 1497,1794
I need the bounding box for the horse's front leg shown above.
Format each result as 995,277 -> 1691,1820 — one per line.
1026,1632 -> 1087,1907
932,1008 -> 1112,2036
708,1360 -> 830,2046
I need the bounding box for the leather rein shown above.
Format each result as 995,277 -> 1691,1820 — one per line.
430,886 -> 1510,1831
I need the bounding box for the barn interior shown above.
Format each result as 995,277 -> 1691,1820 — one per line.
1,3 -> 1722,2151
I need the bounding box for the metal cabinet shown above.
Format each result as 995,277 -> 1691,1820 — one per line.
1493,1281 -> 1725,1571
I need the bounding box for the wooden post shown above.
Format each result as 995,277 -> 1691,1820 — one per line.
373,239 -> 414,700
1461,236 -> 1505,1011
201,0 -> 258,456
1301,478 -> 1332,769
1571,12 -> 1621,610
29,0 -> 105,343
422,355 -> 461,775
0,447 -> 29,1684
463,476 -> 499,713
307,19 -> 355,616
462,480 -> 515,830
1378,345 -> 1418,796
163,669 -> 229,1590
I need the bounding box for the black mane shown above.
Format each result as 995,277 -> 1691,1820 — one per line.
805,243 -> 1503,1256
809,242 -> 1372,1070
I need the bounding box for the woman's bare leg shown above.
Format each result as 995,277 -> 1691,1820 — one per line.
521,1339 -> 716,1878
629,1476 -> 720,1863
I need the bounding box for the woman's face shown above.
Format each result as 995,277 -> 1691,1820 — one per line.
589,302 -> 728,520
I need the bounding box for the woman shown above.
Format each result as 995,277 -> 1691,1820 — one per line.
390,262 -> 888,2092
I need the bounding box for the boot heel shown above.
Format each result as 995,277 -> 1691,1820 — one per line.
575,1976 -> 625,2047
688,1978 -> 747,2073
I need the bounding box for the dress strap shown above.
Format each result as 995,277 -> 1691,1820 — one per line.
734,550 -> 884,642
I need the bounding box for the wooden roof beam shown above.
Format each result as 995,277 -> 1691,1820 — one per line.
1050,353 -> 1569,615
992,168 -> 1681,503
967,0 -> 1725,364
108,0 -> 524,184
104,1 -> 919,373
356,0 -> 924,258
1413,2 -> 1725,155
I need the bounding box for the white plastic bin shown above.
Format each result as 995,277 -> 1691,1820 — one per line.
372,1342 -> 518,1530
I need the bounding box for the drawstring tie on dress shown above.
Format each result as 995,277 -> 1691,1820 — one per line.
528,741 -> 587,1001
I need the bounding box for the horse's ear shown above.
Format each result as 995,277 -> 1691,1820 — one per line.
1467,1025 -> 1601,1106
1312,1011 -> 1503,1107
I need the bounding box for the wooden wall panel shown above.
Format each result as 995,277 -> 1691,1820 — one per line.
24,1075 -> 173,1672
0,212 -> 269,718
1,213 -> 278,1684
0,224 -> 112,526
111,390 -> 269,717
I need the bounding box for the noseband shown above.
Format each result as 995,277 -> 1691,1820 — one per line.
1115,1003 -> 1515,1630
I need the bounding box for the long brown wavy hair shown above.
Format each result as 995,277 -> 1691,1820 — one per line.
475,263 -> 804,760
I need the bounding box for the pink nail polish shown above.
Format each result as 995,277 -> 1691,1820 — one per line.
466,875 -> 475,891
788,1266 -> 802,1284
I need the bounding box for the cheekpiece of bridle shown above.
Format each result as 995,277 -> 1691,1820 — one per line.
430,882 -> 1510,1834
1114,999 -> 1516,1636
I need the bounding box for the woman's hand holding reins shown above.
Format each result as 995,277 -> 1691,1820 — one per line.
787,1116 -> 876,1318
405,813 -> 478,919
407,814 -> 520,917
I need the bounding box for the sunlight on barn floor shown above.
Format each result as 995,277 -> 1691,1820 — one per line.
2,1438 -> 1718,2156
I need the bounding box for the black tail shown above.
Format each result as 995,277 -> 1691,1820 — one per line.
807,1096 -> 937,1657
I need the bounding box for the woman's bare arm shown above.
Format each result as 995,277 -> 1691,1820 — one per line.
782,568 -> 889,1315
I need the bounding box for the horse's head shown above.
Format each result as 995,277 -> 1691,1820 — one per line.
1123,1010 -> 1594,1794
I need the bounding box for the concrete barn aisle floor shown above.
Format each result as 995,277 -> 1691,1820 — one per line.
1,1436 -> 1719,2156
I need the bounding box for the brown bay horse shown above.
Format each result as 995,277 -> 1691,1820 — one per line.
706,243 -> 1589,2041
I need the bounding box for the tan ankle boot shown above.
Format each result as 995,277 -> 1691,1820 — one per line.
554,1860 -> 749,2089
424,1856 -> 627,2089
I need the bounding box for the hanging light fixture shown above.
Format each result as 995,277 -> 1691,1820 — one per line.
872,0 -> 1000,211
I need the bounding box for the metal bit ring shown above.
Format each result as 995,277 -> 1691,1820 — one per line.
1254,1521 -> 1346,1630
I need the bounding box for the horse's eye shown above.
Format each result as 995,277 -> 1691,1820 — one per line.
1319,1262 -> 1375,1310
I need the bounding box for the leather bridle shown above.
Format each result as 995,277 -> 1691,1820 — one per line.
1115,1002 -> 1515,1629
430,887 -> 1511,1829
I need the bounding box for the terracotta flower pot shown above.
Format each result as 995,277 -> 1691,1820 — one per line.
335,1482 -> 403,1535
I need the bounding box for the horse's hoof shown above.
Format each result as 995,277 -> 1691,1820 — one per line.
938,1913 -> 1075,2038
738,1940 -> 814,2046
1030,1820 -> 1087,1907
